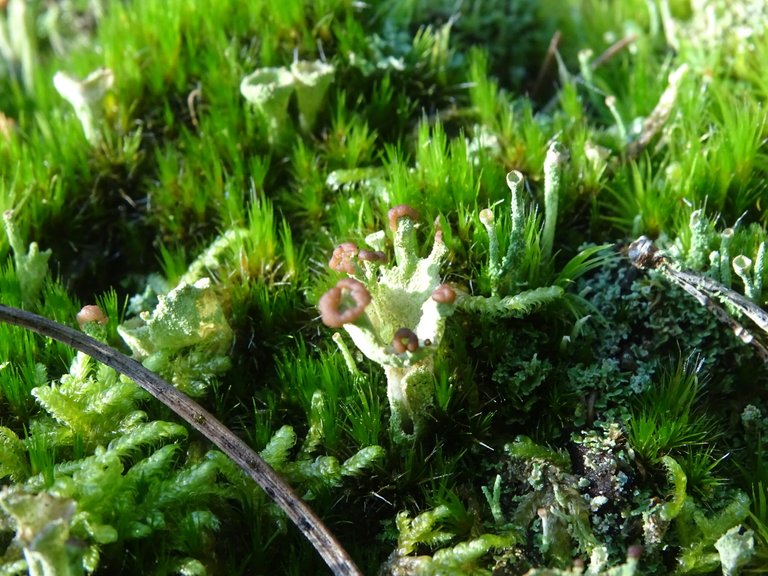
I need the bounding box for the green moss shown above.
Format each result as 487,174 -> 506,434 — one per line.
2,0 -> 768,573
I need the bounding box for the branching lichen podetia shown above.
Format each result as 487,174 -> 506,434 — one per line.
318,205 -> 456,442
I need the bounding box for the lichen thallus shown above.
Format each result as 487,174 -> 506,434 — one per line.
628,235 -> 768,362
0,304 -> 362,576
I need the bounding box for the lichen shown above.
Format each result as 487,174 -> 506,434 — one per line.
52,68 -> 114,145
117,278 -> 234,397
319,206 -> 456,441
715,525 -> 755,576
0,490 -> 78,576
240,59 -> 335,138
2,210 -> 51,306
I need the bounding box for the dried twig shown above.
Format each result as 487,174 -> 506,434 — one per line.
628,236 -> 768,363
530,30 -> 561,100
541,34 -> 638,114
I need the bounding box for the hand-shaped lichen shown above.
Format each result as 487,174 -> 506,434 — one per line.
318,206 -> 457,442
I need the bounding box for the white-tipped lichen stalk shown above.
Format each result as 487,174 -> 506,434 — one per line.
605,95 -> 628,144
501,170 -> 527,282
708,250 -> 721,282
541,142 -> 569,262
627,64 -> 688,159
719,227 -> 734,288
577,49 -> 594,87
479,208 -> 501,297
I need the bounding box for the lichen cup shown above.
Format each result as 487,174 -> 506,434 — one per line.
53,68 -> 114,145
290,60 -> 334,132
240,66 -> 296,136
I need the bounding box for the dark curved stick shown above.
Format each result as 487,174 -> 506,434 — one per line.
0,304 -> 361,576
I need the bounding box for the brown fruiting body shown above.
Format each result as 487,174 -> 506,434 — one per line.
318,278 -> 371,328
76,305 -> 108,328
433,216 -> 444,244
328,242 -> 359,274
358,249 -> 387,264
388,205 -> 420,231
627,545 -> 643,560
431,284 -> 456,304
392,327 -> 419,353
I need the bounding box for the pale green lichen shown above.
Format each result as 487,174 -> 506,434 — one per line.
117,278 -> 234,397
179,228 -> 249,286
52,68 -> 114,145
240,66 -> 295,135
458,153 -> 579,315
685,209 -> 711,271
719,227 -> 735,287
291,60 -> 335,132
733,241 -> 766,302
0,490 -> 79,576
319,206 -> 456,442
481,474 -> 506,528
478,144 -> 567,296
241,59 -> 335,137
2,210 -> 52,306
715,525 -> 754,576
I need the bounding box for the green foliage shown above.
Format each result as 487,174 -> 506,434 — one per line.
2,0 -> 768,573
381,503 -> 516,576
0,348 -> 233,573
627,358 -> 720,467
748,483 -> 768,572
258,423 -> 384,500
673,491 -> 753,574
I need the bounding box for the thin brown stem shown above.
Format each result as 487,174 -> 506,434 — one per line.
591,34 -> 638,70
627,237 -> 768,363
530,30 -> 561,100
541,34 -> 638,114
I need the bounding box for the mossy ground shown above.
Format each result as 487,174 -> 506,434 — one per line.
1,0 -> 768,574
